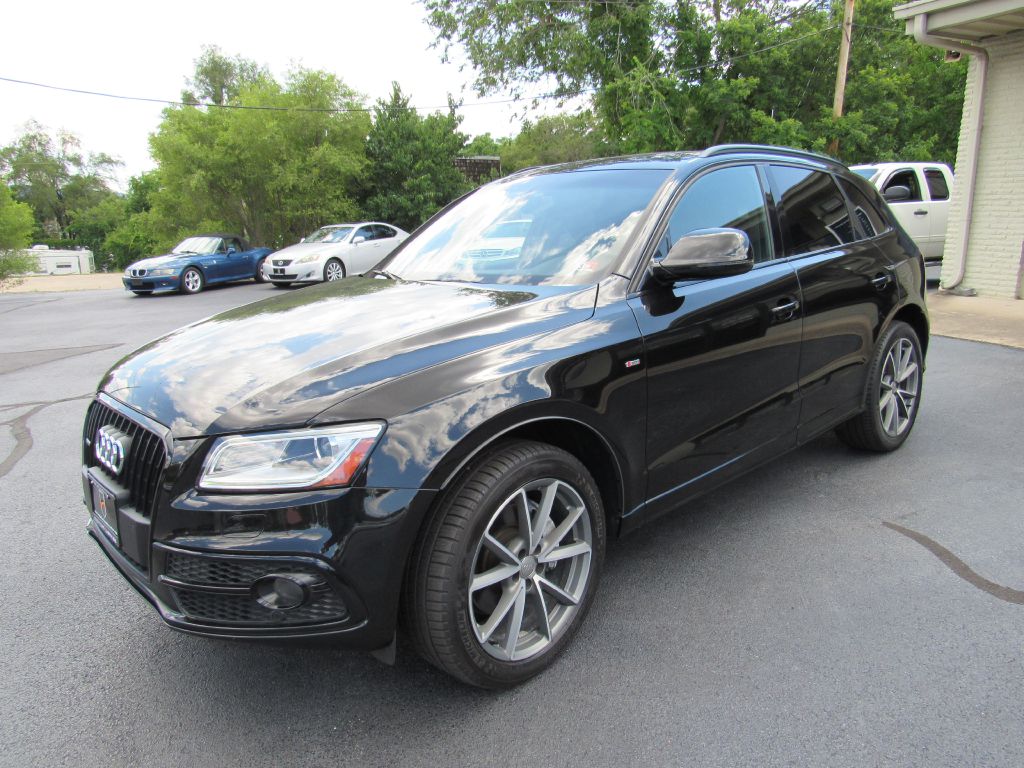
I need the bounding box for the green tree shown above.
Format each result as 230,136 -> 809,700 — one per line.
0,184 -> 37,287
423,0 -> 966,164
181,46 -> 270,106
0,121 -> 122,239
150,64 -> 370,247
363,83 -> 472,231
500,113 -> 609,172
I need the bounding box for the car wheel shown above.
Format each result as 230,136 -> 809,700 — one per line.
254,257 -> 268,283
836,320 -> 923,452
324,258 -> 345,282
404,440 -> 605,688
180,267 -> 204,295
272,282 -> 292,289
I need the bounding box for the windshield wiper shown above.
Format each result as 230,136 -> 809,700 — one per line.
175,250 -> 198,255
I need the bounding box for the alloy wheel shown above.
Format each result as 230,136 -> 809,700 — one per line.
325,261 -> 344,281
183,269 -> 202,293
879,337 -> 919,437
468,478 -> 593,662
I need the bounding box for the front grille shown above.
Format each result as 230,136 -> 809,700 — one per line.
130,268 -> 148,277
271,273 -> 298,280
164,551 -> 348,627
165,553 -> 320,585
83,400 -> 167,518
173,590 -> 349,626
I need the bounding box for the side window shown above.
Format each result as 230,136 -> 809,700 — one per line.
214,238 -> 227,253
661,165 -> 773,264
374,225 -> 396,239
883,169 -> 922,202
924,169 -> 949,201
838,177 -> 890,239
355,226 -> 375,242
770,166 -> 854,256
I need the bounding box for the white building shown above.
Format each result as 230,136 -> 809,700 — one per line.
894,0 -> 1024,298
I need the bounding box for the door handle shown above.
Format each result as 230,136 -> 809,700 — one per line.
913,209 -> 928,216
770,298 -> 800,321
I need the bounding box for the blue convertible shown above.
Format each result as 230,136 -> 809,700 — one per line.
122,234 -> 273,296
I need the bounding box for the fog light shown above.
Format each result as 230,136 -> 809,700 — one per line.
252,573 -> 320,610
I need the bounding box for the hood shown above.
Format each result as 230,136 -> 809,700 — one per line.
101,278 -> 597,437
129,253 -> 190,270
270,241 -> 349,260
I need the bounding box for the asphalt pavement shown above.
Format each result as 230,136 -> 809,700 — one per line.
1,283 -> 1021,767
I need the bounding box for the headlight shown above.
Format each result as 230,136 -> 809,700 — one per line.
124,268 -> 133,276
150,268 -> 177,276
295,252 -> 322,264
198,423 -> 384,491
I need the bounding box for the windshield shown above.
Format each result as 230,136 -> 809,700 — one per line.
172,236 -> 221,255
852,167 -> 879,181
384,169 -> 670,286
305,226 -> 353,244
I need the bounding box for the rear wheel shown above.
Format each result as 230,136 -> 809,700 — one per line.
836,320 -> 923,451
324,258 -> 345,282
254,257 -> 268,283
180,267 -> 204,295
404,440 -> 604,688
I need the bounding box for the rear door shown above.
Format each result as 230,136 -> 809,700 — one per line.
922,167 -> 951,260
629,163 -> 803,517
766,164 -> 901,442
878,168 -> 931,255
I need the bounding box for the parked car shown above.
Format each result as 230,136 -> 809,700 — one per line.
851,162 -> 953,273
123,234 -> 272,296
82,145 -> 928,688
263,222 -> 409,287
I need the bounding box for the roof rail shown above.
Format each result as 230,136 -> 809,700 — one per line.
701,144 -> 838,164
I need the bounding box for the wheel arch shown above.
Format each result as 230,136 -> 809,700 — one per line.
892,302 -> 929,357
432,415 -> 626,540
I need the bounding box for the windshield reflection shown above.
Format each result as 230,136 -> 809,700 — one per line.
385,169 -> 670,286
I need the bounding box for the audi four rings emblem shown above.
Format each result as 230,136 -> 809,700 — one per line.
95,425 -> 131,475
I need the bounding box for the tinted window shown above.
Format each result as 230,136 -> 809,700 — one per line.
771,166 -> 854,256
374,225 -> 396,239
925,169 -> 949,201
661,165 -> 772,263
883,169 -> 922,202
355,226 -> 376,242
838,177 -> 890,239
386,169 -> 670,286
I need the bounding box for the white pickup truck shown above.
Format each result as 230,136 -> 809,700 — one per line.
850,162 -> 954,271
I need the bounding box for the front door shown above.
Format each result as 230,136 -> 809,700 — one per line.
629,164 -> 803,519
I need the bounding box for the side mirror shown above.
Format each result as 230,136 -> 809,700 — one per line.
883,185 -> 912,202
352,236 -> 366,245
226,247 -> 237,255
653,228 -> 753,282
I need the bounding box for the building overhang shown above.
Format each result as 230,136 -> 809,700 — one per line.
894,0 -> 1024,41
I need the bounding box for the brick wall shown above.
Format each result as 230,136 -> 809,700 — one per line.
942,31 -> 1024,298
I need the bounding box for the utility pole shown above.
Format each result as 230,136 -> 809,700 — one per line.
829,0 -> 856,156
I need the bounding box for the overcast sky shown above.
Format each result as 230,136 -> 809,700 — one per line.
1,0 -> 566,188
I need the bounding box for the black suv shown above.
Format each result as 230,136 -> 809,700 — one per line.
82,145 -> 927,688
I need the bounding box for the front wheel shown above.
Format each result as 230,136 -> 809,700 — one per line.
404,440 -> 605,688
180,267 -> 204,295
323,258 -> 345,282
836,320 -> 923,451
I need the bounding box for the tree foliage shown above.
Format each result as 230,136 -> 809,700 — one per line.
363,83 -> 472,232
423,0 -> 967,164
151,65 -> 371,247
0,184 -> 37,286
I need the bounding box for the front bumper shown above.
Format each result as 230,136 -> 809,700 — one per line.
267,262 -> 322,283
123,275 -> 181,293
83,396 -> 436,648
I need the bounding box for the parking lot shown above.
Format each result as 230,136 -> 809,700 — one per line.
1,283 -> 1021,767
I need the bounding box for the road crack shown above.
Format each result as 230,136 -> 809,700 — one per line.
0,393 -> 92,480
884,521 -> 1024,605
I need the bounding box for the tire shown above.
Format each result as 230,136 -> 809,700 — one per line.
272,282 -> 292,289
323,258 -> 345,282
836,320 -> 923,452
254,257 -> 268,283
180,267 -> 204,295
403,440 -> 605,688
